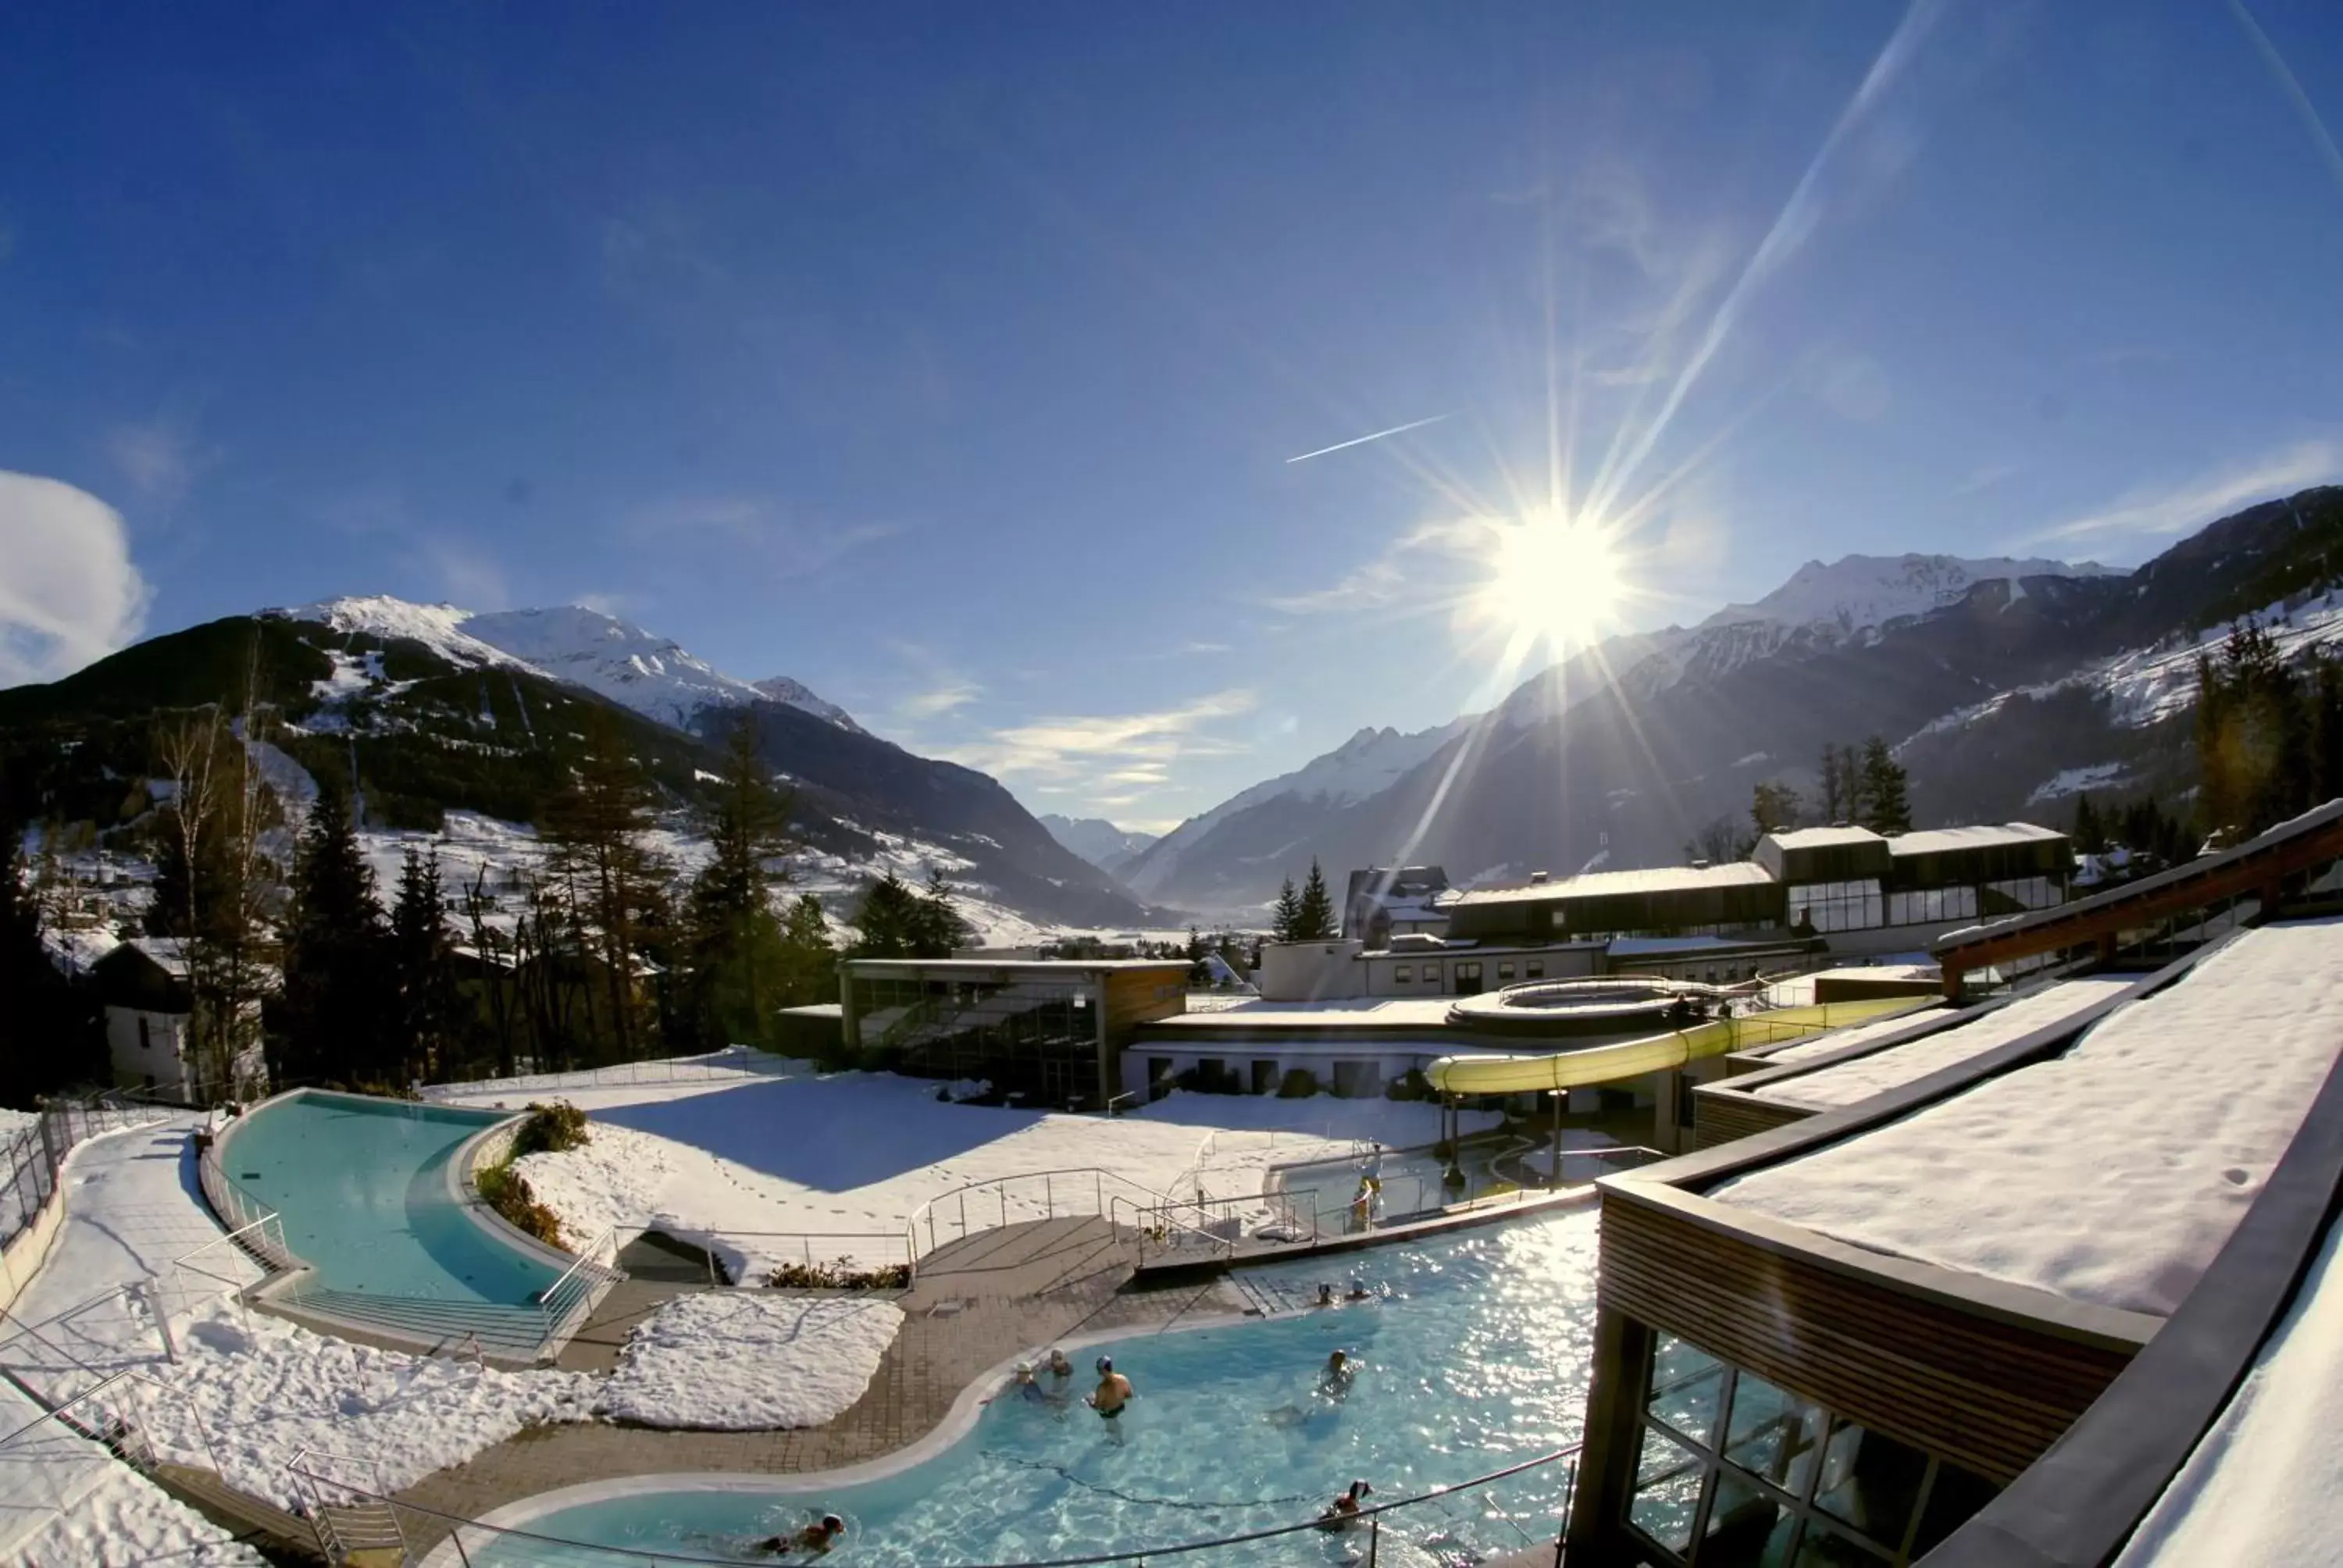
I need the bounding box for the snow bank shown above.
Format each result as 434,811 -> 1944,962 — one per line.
13,1459 -> 269,1567
141,1303 -> 597,1513
1715,921 -> 2343,1317
2114,1204 -> 2343,1566
598,1293 -> 901,1431
494,1064 -> 1460,1279
1756,978 -> 2134,1109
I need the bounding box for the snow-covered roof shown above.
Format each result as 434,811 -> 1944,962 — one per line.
1888,821 -> 2067,857
119,935 -> 191,980
1453,861 -> 1775,906
40,924 -> 120,978
1762,826 -> 1884,852
1711,919 -> 2343,1317
1753,978 -> 2134,1108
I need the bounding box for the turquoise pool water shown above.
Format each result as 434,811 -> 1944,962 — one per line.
458,1209 -> 1599,1566
223,1091 -> 563,1303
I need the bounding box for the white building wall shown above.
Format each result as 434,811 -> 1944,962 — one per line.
105,1006 -> 191,1096
1256,941 -> 1365,1002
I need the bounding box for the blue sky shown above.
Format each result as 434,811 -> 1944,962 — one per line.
2,1 -> 2340,831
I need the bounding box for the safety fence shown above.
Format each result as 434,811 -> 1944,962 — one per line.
0,1101 -> 176,1259
296,1441 -> 1578,1567
418,1047 -> 792,1104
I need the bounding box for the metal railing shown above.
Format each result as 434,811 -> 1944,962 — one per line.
906,1167 -> 1215,1265
289,1446 -> 410,1563
534,1224 -> 622,1342
0,1101 -> 175,1259
312,1441 -> 1579,1568
419,1048 -> 790,1103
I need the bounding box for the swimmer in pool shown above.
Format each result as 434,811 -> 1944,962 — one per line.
1318,1349 -> 1357,1399
1316,1479 -> 1373,1531
1088,1355 -> 1133,1443
1047,1347 -> 1076,1384
1315,1282 -> 1336,1307
1346,1279 -> 1373,1301
1012,1364 -> 1067,1411
748,1513 -> 846,1557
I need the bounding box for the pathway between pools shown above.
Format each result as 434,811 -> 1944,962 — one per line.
390,1213 -> 1243,1558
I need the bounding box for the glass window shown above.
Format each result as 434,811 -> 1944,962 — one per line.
1647,1334 -> 1726,1446
1792,1523 -> 1891,1566
1724,1373 -> 1828,1497
1393,966 -> 1411,982
1422,963 -> 1442,985
1628,1424 -> 1707,1556
1813,1417 -> 1928,1547
1703,1469 -> 1801,1567
1498,961 -> 1515,980
1525,962 -> 1545,979
1909,1460 -> 1999,1556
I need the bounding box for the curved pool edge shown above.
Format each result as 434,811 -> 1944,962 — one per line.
448,1113 -> 600,1279
414,1306 -> 1264,1568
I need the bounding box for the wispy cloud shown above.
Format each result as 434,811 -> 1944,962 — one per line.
1264,519 -> 1482,615
2027,440 -> 2339,546
0,470 -> 151,686
900,680 -> 982,720
104,415 -> 212,509
939,689 -> 1257,789
1176,640 -> 1232,656
416,536 -> 512,610
623,494 -> 896,577
1954,461 -> 2024,497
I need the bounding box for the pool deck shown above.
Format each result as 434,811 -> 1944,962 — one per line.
388,1213 -> 1246,1558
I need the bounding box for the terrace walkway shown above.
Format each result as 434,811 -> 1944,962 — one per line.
386,1214 -> 1245,1559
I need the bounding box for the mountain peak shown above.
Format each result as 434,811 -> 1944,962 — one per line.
1704,552 -> 2117,640
751,676 -> 864,734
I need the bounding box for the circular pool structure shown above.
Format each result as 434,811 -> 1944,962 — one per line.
1443,977 -> 1716,1038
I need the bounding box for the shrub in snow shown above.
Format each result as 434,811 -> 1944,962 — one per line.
766,1257 -> 911,1290
478,1163 -> 565,1247
514,1099 -> 590,1156
1276,1067 -> 1320,1099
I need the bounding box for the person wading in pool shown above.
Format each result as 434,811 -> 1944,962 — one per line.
1088,1356 -> 1133,1442
749,1513 -> 846,1557
1318,1348 -> 1357,1399
1316,1480 -> 1373,1531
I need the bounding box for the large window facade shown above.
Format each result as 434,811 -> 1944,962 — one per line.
1885,886 -> 1977,927
1624,1332 -> 1997,1566
1785,880 -> 1883,935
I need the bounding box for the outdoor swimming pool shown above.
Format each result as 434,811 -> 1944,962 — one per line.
222,1090 -> 564,1304
447,1207 -> 1600,1566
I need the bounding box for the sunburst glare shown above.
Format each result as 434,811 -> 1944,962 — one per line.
1471,508 -> 1629,657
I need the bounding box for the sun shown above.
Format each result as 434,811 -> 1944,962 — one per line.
1474,509 -> 1626,653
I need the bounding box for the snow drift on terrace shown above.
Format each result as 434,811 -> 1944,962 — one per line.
599,1295 -> 902,1431
1754,978 -> 2135,1109
1714,920 -> 2343,1317
452,1060 -> 1474,1281
2113,1197 -> 2343,1567
13,1458 -> 267,1567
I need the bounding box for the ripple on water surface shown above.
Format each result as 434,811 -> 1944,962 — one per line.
467,1208 -> 1601,1567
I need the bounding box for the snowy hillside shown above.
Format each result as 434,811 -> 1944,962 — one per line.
1704,553 -> 2116,642
275,597 -> 857,736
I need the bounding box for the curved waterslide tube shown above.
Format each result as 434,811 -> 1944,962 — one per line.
1425,999 -> 1927,1096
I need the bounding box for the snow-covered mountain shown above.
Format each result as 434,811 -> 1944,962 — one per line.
1038,814 -> 1157,875
1703,553 -> 2117,643
1118,717 -> 1477,903
279,597 -> 858,736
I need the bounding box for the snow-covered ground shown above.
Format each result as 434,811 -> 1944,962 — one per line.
1754,978 -> 2135,1109
1714,920 -> 2343,1317
599,1295 -> 901,1431
431,1056 -> 1476,1279
2113,1197 -> 2343,1567
12,1453 -> 268,1568
0,1117 -> 595,1563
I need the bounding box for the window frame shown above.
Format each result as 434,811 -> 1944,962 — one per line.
1619,1331 -> 1986,1568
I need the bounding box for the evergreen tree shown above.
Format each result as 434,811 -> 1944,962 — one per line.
1295,859 -> 1338,941
683,716 -> 797,1047
1855,736 -> 1912,834
907,868 -> 972,957
277,786 -> 390,1085
1269,875 -> 1302,943
1750,781 -> 1802,838
849,871 -> 923,957
387,848 -> 461,1084
543,709 -> 668,1060
0,813 -> 107,1104
1817,743 -> 1850,825
1184,925 -> 1209,986
2070,793 -> 2107,856
775,893 -> 836,1007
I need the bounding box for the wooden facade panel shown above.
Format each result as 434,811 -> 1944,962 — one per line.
1100,970 -> 1186,1036
1599,1194 -> 2136,1484
1690,1090 -> 1808,1149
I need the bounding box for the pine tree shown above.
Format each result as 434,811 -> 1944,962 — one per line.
684,716 -> 796,1046
278,786 -> 390,1085
1184,925 -> 1209,986
849,871 -> 922,957
1817,743 -> 1849,825
1295,859 -> 1338,941
775,893 -> 835,1006
1269,876 -> 1302,943
1750,781 -> 1801,838
2070,793 -> 2107,856
908,868 -> 972,957
543,709 -> 669,1060
388,848 -> 461,1084
1855,736 -> 1912,834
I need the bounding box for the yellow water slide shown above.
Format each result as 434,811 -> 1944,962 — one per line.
1425,998 -> 1929,1096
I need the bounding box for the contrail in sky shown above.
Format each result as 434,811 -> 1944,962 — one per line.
2229,0 -> 2343,202
1286,413 -> 1451,465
